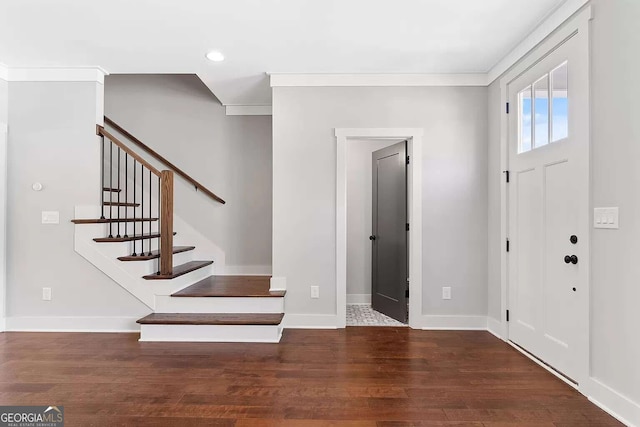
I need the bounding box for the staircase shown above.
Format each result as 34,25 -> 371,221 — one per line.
72,118 -> 284,342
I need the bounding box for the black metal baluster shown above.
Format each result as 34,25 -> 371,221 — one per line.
148,169 -> 152,256
116,147 -> 121,238
140,163 -> 144,256
132,160 -> 137,256
100,136 -> 105,219
108,141 -> 113,238
124,153 -> 129,238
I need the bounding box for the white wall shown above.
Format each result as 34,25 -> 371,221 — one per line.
588,0 -> 640,414
104,75 -> 272,273
486,0 -> 640,421
346,139 -> 400,302
6,81 -> 148,327
273,86 -> 488,322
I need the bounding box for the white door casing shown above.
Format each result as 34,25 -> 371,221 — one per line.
335,128 -> 423,329
502,7 -> 591,386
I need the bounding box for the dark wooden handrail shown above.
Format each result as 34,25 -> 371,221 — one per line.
103,116 -> 226,204
97,125 -> 161,176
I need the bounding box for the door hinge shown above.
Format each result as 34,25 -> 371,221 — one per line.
406,223 -> 410,231
506,102 -> 510,114
406,156 -> 410,165
503,170 -> 510,183
506,238 -> 510,252
506,309 -> 510,322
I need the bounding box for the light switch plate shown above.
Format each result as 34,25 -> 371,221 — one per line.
41,211 -> 60,224
594,207 -> 619,229
42,287 -> 52,301
442,287 -> 452,300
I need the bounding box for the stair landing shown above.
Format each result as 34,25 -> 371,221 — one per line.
172,275 -> 285,297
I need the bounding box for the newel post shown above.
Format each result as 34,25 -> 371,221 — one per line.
159,170 -> 174,275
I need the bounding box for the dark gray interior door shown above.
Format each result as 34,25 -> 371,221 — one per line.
371,141 -> 408,323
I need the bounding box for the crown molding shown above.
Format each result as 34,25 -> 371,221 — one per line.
1,67 -> 108,84
270,73 -> 487,87
487,0 -> 590,84
225,105 -> 272,116
0,63 -> 7,81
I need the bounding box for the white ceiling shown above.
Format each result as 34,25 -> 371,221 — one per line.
0,0 -> 567,106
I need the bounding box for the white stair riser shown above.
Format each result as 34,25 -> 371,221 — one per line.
155,296 -> 284,314
139,324 -> 282,342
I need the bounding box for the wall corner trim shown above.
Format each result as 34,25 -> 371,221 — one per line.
0,63 -> 8,81
3,67 -> 108,84
225,105 -> 272,116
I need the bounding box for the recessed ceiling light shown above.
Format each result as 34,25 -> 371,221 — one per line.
206,50 -> 225,62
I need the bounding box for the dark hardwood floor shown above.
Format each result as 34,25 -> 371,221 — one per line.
0,328 -> 621,426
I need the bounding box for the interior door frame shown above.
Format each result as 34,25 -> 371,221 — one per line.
335,128 -> 423,329
498,6 -> 592,387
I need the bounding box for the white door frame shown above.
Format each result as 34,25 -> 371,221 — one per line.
335,128 -> 424,329
498,6 -> 592,386
0,122 -> 7,332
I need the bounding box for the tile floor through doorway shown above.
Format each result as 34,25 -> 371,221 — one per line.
346,303 -> 407,326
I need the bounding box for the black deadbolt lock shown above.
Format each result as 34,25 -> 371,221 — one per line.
570,235 -> 578,244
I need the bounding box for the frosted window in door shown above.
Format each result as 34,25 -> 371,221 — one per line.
519,86 -> 532,153
551,62 -> 569,142
534,75 -> 550,148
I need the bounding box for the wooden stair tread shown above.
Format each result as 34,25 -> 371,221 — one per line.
137,313 -> 284,326
143,260 -> 213,280
118,246 -> 195,261
72,218 -> 158,224
104,201 -> 140,207
172,275 -> 285,298
94,232 -> 176,243
103,187 -> 122,192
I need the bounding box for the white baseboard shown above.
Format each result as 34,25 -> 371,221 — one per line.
487,316 -> 506,339
421,315 -> 488,330
282,314 -> 337,329
587,378 -> 640,427
5,316 -> 140,332
347,294 -> 371,304
220,265 -> 272,275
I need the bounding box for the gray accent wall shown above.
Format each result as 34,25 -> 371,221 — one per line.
104,75 -> 272,271
273,86 -> 488,318
6,81 -> 148,320
486,0 -> 640,409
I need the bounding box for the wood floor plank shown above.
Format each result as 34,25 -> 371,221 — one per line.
0,329 -> 623,426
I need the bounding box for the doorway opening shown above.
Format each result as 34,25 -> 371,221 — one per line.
345,138 -> 407,326
335,128 -> 424,329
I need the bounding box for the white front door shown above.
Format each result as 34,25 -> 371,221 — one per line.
507,33 -> 588,382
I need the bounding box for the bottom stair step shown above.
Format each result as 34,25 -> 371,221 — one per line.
137,313 -> 284,343
137,313 -> 284,325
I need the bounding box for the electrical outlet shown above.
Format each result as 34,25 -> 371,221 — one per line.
42,287 -> 52,301
310,286 -> 320,299
442,287 -> 452,300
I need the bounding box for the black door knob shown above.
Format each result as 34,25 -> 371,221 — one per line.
369,235 -> 376,241
564,255 -> 578,264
